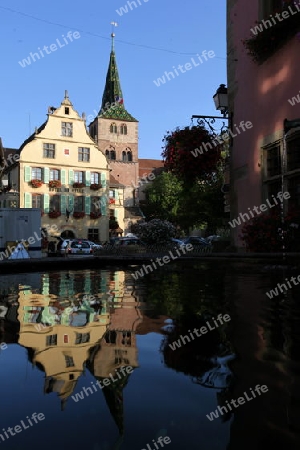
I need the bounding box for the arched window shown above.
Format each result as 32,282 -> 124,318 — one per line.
110,123 -> 117,133
120,124 -> 127,135
122,151 -> 127,162
127,151 -> 132,162
105,150 -> 109,158
110,150 -> 116,160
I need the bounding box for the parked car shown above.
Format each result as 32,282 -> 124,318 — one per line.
67,240 -> 94,255
183,236 -> 212,248
58,239 -> 74,255
85,240 -> 103,250
170,238 -> 187,248
115,237 -> 146,247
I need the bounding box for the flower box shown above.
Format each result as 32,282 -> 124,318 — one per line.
243,5 -> 300,64
49,180 -> 62,188
48,211 -> 61,218
73,182 -> 86,188
90,211 -> 102,219
90,184 -> 102,191
73,211 -> 85,219
30,179 -> 43,188
109,198 -> 115,204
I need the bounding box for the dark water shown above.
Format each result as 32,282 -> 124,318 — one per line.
0,261 -> 300,450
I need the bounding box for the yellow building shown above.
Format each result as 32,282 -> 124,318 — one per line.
2,92 -> 111,242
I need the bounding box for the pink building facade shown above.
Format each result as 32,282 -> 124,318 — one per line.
227,0 -> 300,249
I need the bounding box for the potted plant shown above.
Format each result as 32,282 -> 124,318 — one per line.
49,180 -> 62,188
90,211 -> 102,219
90,183 -> 102,190
30,179 -> 43,188
48,211 -> 61,218
109,198 -> 115,204
73,182 -> 86,188
243,4 -> 300,64
73,211 -> 85,219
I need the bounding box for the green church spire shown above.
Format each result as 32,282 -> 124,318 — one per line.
99,28 -> 137,122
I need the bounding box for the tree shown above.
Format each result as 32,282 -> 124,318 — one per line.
141,172 -> 183,223
162,125 -> 223,183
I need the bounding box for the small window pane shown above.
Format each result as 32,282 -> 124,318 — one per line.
32,168 -> 42,179
90,172 -> 99,184
78,148 -> 90,162
43,143 -> 55,158
50,169 -> 60,180
32,195 -> 42,208
74,196 -> 84,212
62,122 -> 73,137
74,171 -> 84,183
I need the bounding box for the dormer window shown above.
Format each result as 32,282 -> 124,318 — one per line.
65,107 -> 70,115
110,123 -> 117,134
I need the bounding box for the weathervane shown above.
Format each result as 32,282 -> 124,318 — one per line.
111,21 -> 118,48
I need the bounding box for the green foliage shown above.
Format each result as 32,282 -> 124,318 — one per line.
141,172 -> 183,222
141,169 -> 226,233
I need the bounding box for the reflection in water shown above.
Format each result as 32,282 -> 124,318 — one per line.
11,269 -> 144,442
0,263 -> 299,449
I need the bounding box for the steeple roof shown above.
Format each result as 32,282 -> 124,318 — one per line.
99,35 -> 137,122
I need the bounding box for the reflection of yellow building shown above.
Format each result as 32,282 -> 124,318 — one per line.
17,286 -> 110,408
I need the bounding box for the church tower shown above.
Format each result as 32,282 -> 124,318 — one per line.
89,31 -> 139,208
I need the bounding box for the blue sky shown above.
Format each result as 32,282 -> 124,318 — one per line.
0,0 -> 226,159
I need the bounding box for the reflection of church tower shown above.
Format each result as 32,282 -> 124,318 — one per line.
87,273 -> 142,435
89,31 -> 139,209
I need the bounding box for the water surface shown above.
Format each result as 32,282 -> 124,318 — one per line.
0,261 -> 299,450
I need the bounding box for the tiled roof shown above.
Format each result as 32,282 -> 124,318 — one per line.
138,159 -> 165,178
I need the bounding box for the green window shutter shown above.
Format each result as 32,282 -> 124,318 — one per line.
85,196 -> 91,214
44,167 -> 50,183
69,170 -> 74,185
115,190 -> 119,201
43,194 -> 50,213
114,209 -> 118,220
61,195 -> 67,214
101,172 -> 106,188
85,171 -> 91,187
24,166 -> 31,182
68,195 -> 74,210
61,169 -> 66,185
100,195 -> 107,215
24,193 -> 32,208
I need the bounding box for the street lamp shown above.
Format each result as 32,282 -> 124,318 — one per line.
191,83 -> 229,125
213,84 -> 228,117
